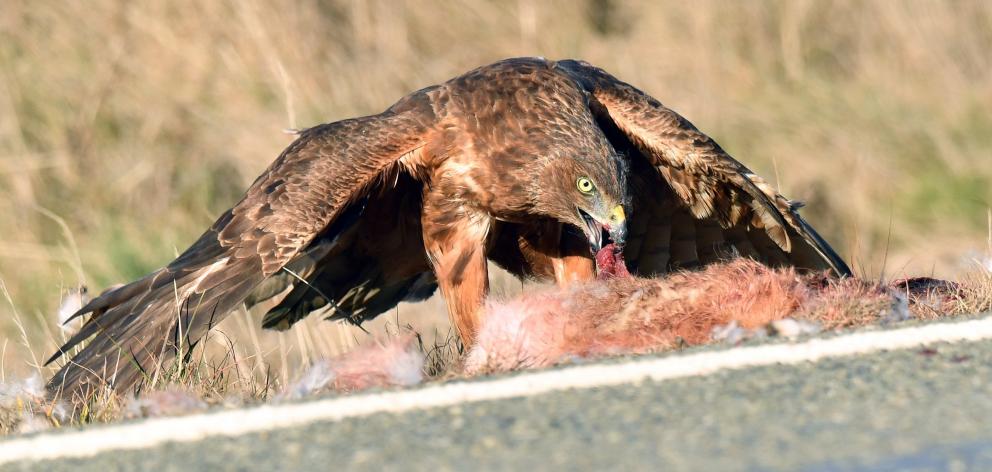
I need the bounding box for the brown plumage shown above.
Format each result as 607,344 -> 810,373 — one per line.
46,57 -> 850,398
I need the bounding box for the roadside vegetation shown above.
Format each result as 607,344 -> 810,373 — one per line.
3,260 -> 991,434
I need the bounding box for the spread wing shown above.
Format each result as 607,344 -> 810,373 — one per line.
47,89 -> 439,397
557,60 -> 851,277
246,172 -> 437,330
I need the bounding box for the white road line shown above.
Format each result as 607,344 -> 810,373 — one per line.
3,315 -> 992,465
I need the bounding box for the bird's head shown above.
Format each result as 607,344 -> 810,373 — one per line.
538,151 -> 630,255
470,58 -> 630,255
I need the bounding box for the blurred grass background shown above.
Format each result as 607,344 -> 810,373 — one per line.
0,0 -> 990,378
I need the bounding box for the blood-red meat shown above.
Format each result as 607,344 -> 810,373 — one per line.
595,243 -> 630,279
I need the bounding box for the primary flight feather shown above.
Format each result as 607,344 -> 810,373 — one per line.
47,58 -> 850,398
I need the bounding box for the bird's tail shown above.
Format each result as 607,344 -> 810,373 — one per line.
46,230 -> 263,402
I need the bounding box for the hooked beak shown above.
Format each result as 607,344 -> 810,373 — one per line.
578,205 -> 627,253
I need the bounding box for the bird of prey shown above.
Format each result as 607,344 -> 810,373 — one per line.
47,57 -> 850,397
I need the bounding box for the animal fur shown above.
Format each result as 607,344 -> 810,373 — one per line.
466,260 -> 963,374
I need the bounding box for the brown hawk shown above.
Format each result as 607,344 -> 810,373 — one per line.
47,58 -> 850,397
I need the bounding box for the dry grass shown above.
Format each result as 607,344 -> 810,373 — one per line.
0,0 -> 990,433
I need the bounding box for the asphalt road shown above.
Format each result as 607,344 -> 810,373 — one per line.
7,319 -> 992,471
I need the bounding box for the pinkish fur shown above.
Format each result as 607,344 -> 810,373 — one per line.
285,335 -> 424,397
125,387 -> 207,418
330,335 -> 425,391
466,259 -> 958,374
464,292 -> 572,374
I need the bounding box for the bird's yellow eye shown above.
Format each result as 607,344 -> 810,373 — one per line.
576,177 -> 595,194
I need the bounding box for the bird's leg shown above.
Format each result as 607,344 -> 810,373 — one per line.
531,221 -> 596,287
556,226 -> 597,285
422,208 -> 493,347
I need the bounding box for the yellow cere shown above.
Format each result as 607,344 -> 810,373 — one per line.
610,205 -> 625,223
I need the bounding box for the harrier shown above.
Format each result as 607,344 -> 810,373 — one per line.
48,58 -> 850,396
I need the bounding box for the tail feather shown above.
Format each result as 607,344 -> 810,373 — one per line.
46,240 -> 263,400
47,270 -> 167,365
